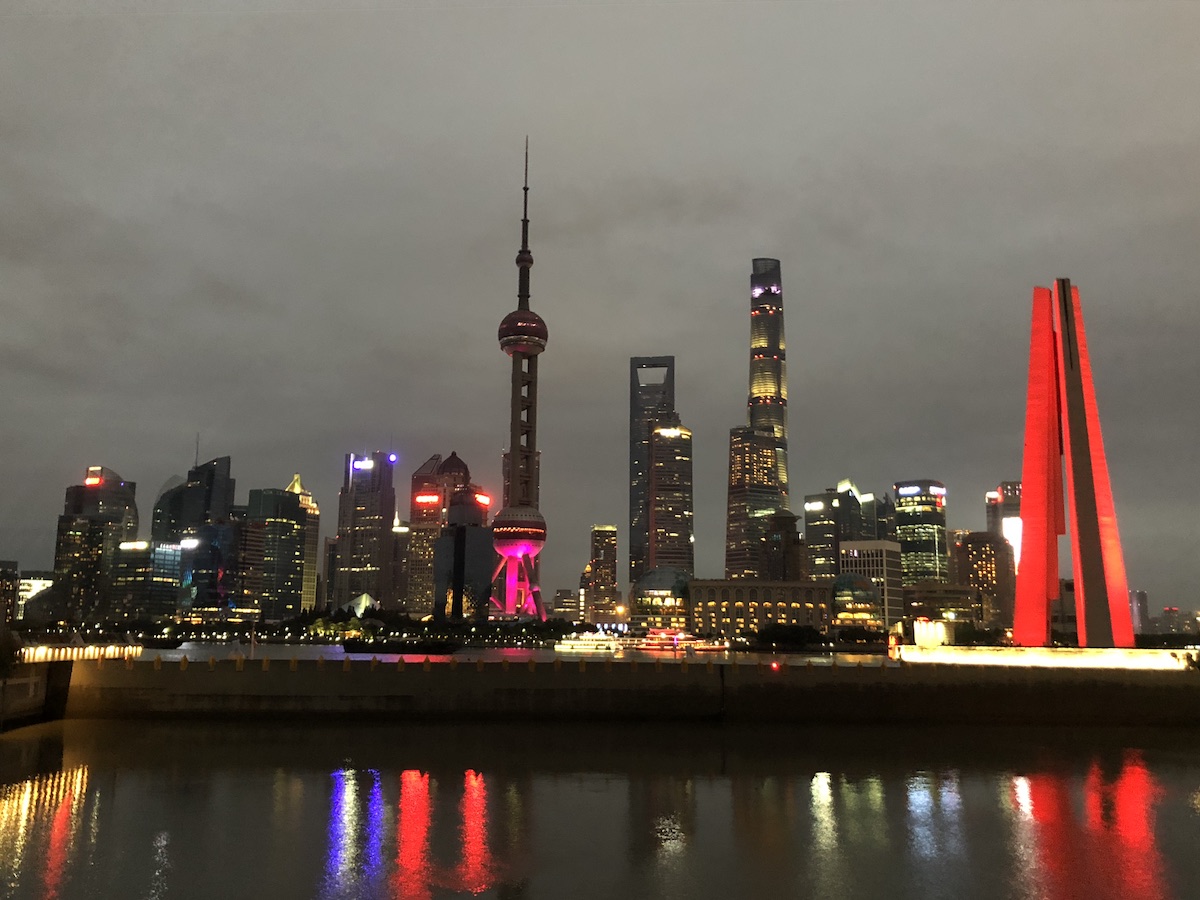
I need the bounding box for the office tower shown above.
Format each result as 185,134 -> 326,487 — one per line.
984,481 -> 1023,572
724,427 -> 781,579
0,562 -> 17,626
1014,279 -> 1134,647
108,541 -> 182,620
16,572 -> 53,622
151,456 -> 238,616
839,540 -> 904,627
629,356 -> 676,585
580,525 -> 619,623
953,531 -> 1016,628
724,258 -> 790,578
758,510 -> 805,582
893,479 -> 949,585
946,528 -> 971,582
803,485 -> 864,579
647,417 -> 694,576
491,148 -> 548,619
285,474 -> 321,613
1129,589 -> 1150,634
330,451 -> 397,610
408,453 -> 481,609
243,488 -> 306,622
860,491 -> 897,541
432,488 -> 495,621
53,466 -> 139,620
745,258 -> 790,500
151,457 -> 234,543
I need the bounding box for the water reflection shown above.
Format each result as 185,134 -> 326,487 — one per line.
0,724 -> 1197,900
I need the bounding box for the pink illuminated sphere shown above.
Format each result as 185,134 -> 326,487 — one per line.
498,310 -> 548,356
491,506 -> 547,557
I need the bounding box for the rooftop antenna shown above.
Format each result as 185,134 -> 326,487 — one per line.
194,433 -> 200,468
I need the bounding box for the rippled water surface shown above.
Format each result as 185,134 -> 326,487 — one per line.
2,720 -> 1199,899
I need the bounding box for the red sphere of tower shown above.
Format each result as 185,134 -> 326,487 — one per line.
498,309 -> 548,356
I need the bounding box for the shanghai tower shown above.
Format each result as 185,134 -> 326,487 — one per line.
725,258 -> 790,578
490,144 -> 548,620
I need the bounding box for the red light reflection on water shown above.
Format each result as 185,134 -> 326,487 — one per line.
455,770 -> 494,894
41,789 -> 73,900
1020,752 -> 1167,900
394,771 -> 432,900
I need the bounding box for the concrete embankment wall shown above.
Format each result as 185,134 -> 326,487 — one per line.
62,656 -> 1200,726
1,662 -> 72,732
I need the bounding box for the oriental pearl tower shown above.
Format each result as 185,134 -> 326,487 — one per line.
490,144 -> 548,620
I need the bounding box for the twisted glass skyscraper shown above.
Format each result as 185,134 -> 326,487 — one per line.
725,259 -> 790,579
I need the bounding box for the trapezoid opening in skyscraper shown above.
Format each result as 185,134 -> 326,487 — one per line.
1012,278 -> 1134,648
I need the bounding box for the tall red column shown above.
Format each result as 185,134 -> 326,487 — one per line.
1012,279 -> 1133,648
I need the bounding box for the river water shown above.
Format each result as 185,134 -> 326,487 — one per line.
2,719 -> 1199,899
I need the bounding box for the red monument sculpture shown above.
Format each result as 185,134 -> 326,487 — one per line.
1012,279 -> 1134,648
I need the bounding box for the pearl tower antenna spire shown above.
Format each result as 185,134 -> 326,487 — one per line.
491,141 -> 548,619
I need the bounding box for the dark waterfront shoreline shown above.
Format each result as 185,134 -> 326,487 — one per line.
4,654 -> 1192,729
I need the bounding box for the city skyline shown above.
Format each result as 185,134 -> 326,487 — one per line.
2,4 -> 1198,608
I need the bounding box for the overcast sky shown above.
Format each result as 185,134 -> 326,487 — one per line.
1,1 -> 1197,607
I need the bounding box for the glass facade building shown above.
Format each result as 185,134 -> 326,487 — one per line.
725,259 -> 790,578
893,479 -> 949,586
629,356 -> 677,586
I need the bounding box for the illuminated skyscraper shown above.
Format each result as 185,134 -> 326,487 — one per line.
491,146 -> 548,619
408,452 -> 481,609
580,525 -> 619,622
893,479 -> 949,585
53,466 -> 138,620
243,488 -> 306,622
284,473 -> 321,612
725,258 -> 790,578
629,356 -> 676,585
954,531 -> 1016,628
724,427 -> 781,579
330,451 -> 397,609
744,258 -> 789,499
985,481 -> 1022,572
648,417 -> 694,575
803,484 -> 864,580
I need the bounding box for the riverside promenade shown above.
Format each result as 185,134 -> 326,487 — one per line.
45,654 -> 1200,726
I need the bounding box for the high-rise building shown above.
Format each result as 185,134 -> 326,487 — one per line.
745,258 -> 789,501
1014,279 -> 1134,648
724,427 -> 781,579
0,561 -> 17,627
152,456 -> 238,616
629,356 -> 676,585
580,525 -> 619,623
953,531 -> 1016,628
725,258 -> 790,578
244,488 -> 306,622
108,541 -> 182,620
491,146 -> 548,619
53,466 -> 139,620
893,479 -> 949,586
758,510 -> 805,582
985,481 -> 1023,572
860,491 -> 897,541
17,572 -> 53,622
432,488 -> 495,621
152,457 -> 234,543
838,540 -> 904,627
803,485 -> 864,579
408,453 -> 481,610
647,418 -> 694,576
283,474 -> 321,613
1129,589 -> 1150,634
330,451 -> 397,610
